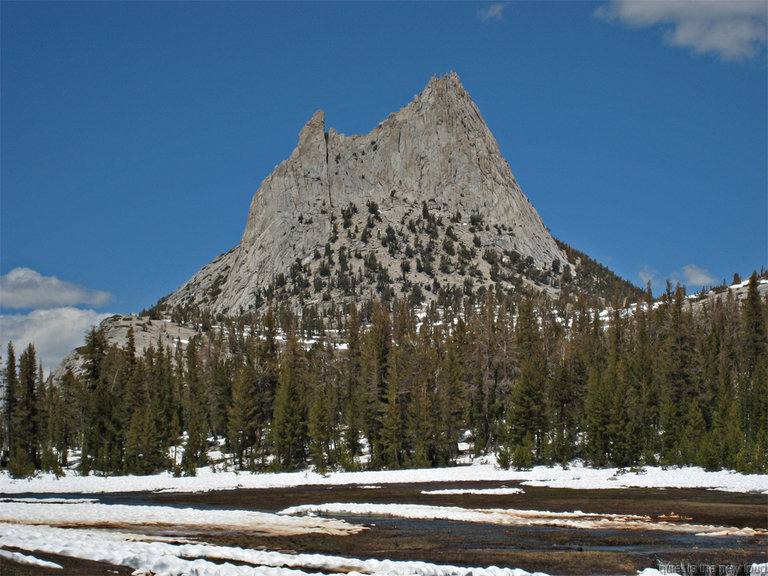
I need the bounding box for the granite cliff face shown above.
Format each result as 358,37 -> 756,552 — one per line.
164,73 -> 568,315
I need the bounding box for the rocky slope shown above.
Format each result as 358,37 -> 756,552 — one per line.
52,314 -> 199,383
161,73 -> 641,317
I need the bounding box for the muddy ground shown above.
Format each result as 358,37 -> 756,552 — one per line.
2,480 -> 766,575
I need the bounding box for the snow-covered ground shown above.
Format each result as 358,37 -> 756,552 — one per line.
0,523 -> 548,576
2,459 -> 766,495
420,487 -> 524,495
1,460 -> 767,576
279,502 -> 766,537
0,499 -> 360,536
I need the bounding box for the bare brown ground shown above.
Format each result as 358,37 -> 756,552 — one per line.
3,481 -> 766,575
0,548 -> 134,576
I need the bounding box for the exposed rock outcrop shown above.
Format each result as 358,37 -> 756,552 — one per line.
164,73 -> 568,315
52,314 -> 199,383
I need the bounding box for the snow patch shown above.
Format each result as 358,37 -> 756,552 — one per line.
3,462 -> 765,495
280,502 -> 767,537
0,548 -> 63,569
0,523 -> 549,576
421,487 -> 524,495
0,500 -> 361,536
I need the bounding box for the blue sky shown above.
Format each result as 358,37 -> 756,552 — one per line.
1,1 -> 766,370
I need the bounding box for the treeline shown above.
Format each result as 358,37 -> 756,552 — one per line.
2,272 -> 766,478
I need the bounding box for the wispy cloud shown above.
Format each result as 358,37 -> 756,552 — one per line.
478,3 -> 506,22
596,0 -> 767,61
638,264 -> 659,287
640,263 -> 718,292
0,307 -> 111,371
0,268 -> 114,310
681,263 -> 718,286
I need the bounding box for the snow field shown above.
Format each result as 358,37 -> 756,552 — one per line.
0,523 -> 548,576
279,502 -> 766,537
0,500 -> 361,536
1,461 -> 766,576
2,460 -> 766,495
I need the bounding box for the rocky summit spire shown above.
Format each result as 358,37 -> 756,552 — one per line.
163,74 -> 568,316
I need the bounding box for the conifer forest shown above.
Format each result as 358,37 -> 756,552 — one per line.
2,272 -> 766,479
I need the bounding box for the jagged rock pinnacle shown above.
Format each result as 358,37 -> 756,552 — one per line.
164,74 -> 566,316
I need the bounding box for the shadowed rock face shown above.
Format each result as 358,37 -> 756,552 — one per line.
165,73 -> 566,315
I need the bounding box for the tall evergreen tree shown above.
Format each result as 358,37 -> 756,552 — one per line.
508,293 -> 547,461
272,324 -> 308,469
340,302 -> 365,467
741,271 -> 767,377
307,336 -> 339,471
227,360 -> 260,470
360,299 -> 391,464
658,284 -> 701,464
437,319 -> 469,463
58,368 -> 85,467
740,272 -> 767,450
81,327 -> 126,474
408,322 -> 438,467
2,342 -> 18,464
182,338 -> 208,475
38,372 -> 63,474
11,344 -> 40,475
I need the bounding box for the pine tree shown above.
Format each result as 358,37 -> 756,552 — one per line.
38,372 -> 63,474
606,308 -> 639,467
360,299 -> 391,465
437,319 -> 468,463
206,333 -> 233,441
2,342 -> 18,463
547,362 -> 579,464
633,294 -> 659,461
508,293 -> 547,461
584,363 -> 611,466
124,354 -> 163,475
658,284 -> 700,465
227,361 -> 259,470
272,324 -> 308,469
740,272 -> 767,448
12,344 -> 41,475
746,356 -> 768,470
379,374 -> 405,468
378,299 -> 415,468
741,271 -> 767,377
466,292 -> 499,454
81,327 -> 127,474
340,302 -> 365,467
147,340 -> 181,457
407,323 -> 437,467
182,338 -> 208,475
58,368 -> 84,467
307,337 -> 339,471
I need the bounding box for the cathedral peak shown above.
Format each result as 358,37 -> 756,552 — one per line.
163,74 -> 569,316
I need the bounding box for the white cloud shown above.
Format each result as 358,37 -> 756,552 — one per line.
0,308 -> 111,372
638,264 -> 659,287
681,263 -> 718,286
639,263 -> 718,292
0,268 -> 114,310
596,0 -> 767,61
478,3 -> 506,22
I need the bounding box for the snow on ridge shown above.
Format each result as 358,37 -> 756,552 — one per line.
1,461 -> 766,495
